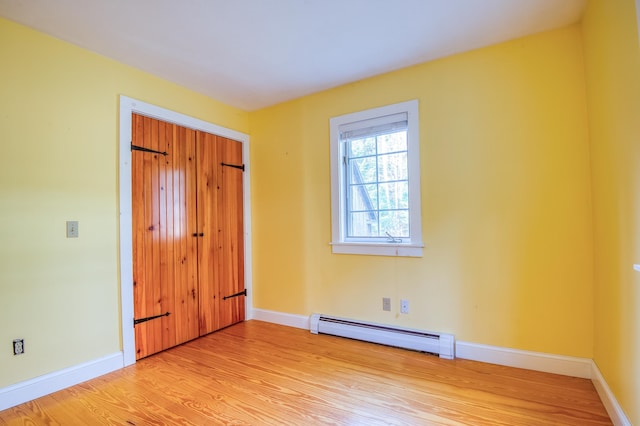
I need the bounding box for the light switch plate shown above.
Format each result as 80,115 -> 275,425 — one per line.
66,221 -> 79,238
382,297 -> 391,311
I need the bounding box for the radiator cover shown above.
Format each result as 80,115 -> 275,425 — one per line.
310,314 -> 454,359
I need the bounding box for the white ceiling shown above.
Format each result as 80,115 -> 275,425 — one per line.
0,0 -> 587,111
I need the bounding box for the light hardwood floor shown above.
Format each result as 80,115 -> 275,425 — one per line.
0,320 -> 611,425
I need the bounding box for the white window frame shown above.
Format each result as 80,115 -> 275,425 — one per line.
330,100 -> 423,257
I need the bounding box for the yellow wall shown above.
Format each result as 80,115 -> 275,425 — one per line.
250,25 -> 594,357
582,0 -> 640,423
0,17 -> 248,388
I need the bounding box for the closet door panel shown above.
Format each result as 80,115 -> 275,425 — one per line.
216,136 -> 245,329
156,119 -> 176,350
197,131 -> 220,335
174,125 -> 200,344
132,115 -> 199,359
132,115 -> 166,358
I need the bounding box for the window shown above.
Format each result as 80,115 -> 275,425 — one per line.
330,100 -> 423,256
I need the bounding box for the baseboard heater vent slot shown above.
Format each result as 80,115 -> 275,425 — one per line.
310,314 -> 454,359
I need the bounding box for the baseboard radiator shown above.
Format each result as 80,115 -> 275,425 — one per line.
310,314 -> 455,359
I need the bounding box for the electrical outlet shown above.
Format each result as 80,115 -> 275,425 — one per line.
13,339 -> 24,355
382,297 -> 391,311
400,299 -> 409,314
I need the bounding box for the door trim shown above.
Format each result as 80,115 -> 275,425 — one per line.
118,96 -> 253,366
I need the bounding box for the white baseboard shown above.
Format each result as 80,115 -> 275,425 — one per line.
455,341 -> 593,378
0,352 -> 123,412
590,361 -> 631,426
251,308 -> 309,329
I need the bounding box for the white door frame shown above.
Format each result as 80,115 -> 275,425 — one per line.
118,95 -> 253,366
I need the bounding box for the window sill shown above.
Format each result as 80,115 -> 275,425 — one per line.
330,242 -> 424,257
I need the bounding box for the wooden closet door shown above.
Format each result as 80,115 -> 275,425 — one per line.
216,136 -> 245,329
197,133 -> 245,334
132,114 -> 199,359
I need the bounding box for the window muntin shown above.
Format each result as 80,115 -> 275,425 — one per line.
330,100 -> 423,257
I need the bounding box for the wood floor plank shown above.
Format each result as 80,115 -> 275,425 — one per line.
0,320 -> 611,425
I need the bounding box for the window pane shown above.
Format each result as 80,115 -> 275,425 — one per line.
349,137 -> 376,157
349,157 -> 377,184
348,212 -> 378,237
378,181 -> 408,210
378,152 -> 408,182
380,210 -> 409,238
349,184 -> 378,211
377,131 -> 407,154
347,132 -> 409,239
